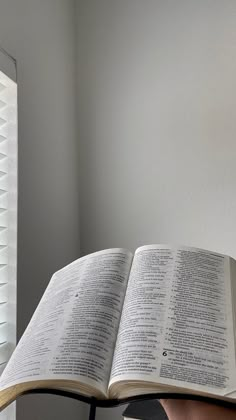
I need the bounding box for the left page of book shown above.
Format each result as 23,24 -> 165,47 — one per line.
0,248 -> 133,399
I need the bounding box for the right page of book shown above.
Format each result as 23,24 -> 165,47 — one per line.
109,245 -> 236,398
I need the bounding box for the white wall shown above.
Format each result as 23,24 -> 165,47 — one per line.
77,0 -> 236,258
76,1 -> 236,418
0,1 -> 83,419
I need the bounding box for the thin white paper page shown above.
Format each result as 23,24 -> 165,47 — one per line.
0,249 -> 133,396
109,245 -> 235,397
110,245 -> 174,382
159,247 -> 235,396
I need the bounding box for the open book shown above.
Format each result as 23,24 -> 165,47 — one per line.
0,244 -> 236,410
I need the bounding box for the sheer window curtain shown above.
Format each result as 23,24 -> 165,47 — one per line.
0,47 -> 17,420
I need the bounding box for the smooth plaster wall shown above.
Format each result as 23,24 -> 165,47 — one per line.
77,0 -> 236,257
0,1 -> 83,419
76,1 -> 236,418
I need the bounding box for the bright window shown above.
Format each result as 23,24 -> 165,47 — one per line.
0,48 -> 17,420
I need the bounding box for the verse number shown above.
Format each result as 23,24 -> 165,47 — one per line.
162,351 -> 167,357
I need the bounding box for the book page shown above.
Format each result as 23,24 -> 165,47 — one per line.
109,245 -> 235,397
110,245 -> 174,384
0,248 -> 133,397
226,257 -> 236,399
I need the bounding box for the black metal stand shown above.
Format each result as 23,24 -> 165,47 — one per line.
88,400 -> 97,420
19,388 -> 236,420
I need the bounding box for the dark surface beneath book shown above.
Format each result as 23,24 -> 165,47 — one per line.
122,400 -> 168,420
